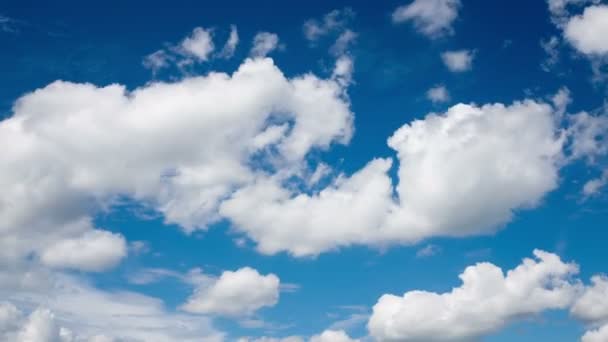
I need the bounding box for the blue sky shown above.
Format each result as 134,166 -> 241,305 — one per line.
1,0 -> 608,341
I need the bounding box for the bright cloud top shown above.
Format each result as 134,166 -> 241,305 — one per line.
368,250 -> 581,341
181,267 -> 280,317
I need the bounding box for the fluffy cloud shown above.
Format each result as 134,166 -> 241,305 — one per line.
39,230 -> 126,272
426,84 -> 450,103
181,267 -> 280,317
572,275 -> 608,323
572,275 -> 608,341
223,99 -> 566,256
565,5 -> 608,55
0,57 -> 352,265
392,0 -> 461,38
582,324 -> 608,342
179,27 -> 215,61
250,32 -> 281,57
441,49 -> 474,72
368,250 -> 581,341
547,0 -> 600,26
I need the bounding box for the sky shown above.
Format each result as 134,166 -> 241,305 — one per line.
1,0 -> 608,341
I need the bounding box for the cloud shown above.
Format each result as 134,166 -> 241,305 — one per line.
222,99 -> 567,256
178,27 -> 215,61
368,250 -> 581,341
309,330 -> 359,342
541,36 -> 561,71
583,325 -> 608,342
572,275 -> 608,342
250,32 -> 281,57
39,230 -> 126,272
0,57 -> 352,265
415,244 -> 441,258
426,85 -> 450,103
142,49 -> 173,73
441,49 -> 474,72
219,25 -> 239,59
583,170 -> 608,196
392,0 -> 461,38
564,5 -> 608,55
0,269 -> 223,341
181,267 -> 280,317
303,8 -> 355,42
547,0 -> 600,27
572,275 -> 608,323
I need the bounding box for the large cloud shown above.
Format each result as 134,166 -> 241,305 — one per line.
368,250 -> 581,341
0,57 -> 353,267
222,99 -> 566,256
0,267 -> 224,341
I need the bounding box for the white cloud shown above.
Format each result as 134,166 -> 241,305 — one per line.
572,275 -> 608,323
181,267 -> 280,317
368,250 -> 581,341
572,275 -> 608,342
441,49 -> 474,72
547,0 -> 600,27
17,308 -> 63,342
39,230 -> 126,272
426,85 -> 450,103
309,330 -> 359,342
219,25 -> 239,59
250,32 -> 281,57
238,337 -> 303,342
0,57 -> 352,265
223,99 -> 566,256
582,324 -> 608,342
179,27 -> 215,61
0,269 -> 223,341
392,0 -> 461,38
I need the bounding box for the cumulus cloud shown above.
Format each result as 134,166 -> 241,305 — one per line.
441,49 -> 474,72
181,267 -> 280,317
572,275 -> 608,342
392,0 -> 461,38
541,36 -> 561,71
548,0 -> 601,27
368,250 -> 581,341
582,324 -> 608,342
572,275 -> 608,323
223,99 -> 567,256
565,5 -> 608,55
426,84 -> 450,103
0,57 -> 352,265
250,32 -> 281,57
39,230 -> 126,272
